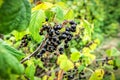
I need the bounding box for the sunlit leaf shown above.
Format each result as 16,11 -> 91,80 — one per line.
25,64 -> 35,80
0,0 -> 3,7
32,2 -> 53,11
51,6 -> 64,22
64,9 -> 74,20
0,40 -> 24,77
106,47 -> 120,57
111,72 -> 116,80
29,10 -> 45,42
60,60 -> 74,71
89,69 -> 104,80
70,52 -> 80,62
57,54 -> 68,65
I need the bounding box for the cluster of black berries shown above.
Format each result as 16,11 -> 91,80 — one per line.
20,34 -> 31,47
37,20 -> 77,57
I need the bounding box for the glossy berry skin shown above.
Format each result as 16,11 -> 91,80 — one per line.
40,48 -> 46,54
71,24 -> 76,29
48,29 -> 54,36
69,20 -> 76,25
64,40 -> 68,43
67,36 -> 72,41
66,27 -> 71,31
52,36 -> 58,42
59,47 -> 64,52
47,46 -> 55,52
39,31 -> 43,35
64,44 -> 69,48
68,75 -> 74,79
59,34 -> 67,40
55,31 -> 60,35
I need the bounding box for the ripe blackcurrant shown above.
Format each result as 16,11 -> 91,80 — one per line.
59,47 -> 64,52
55,31 -> 60,35
69,20 -> 76,25
64,44 -> 69,48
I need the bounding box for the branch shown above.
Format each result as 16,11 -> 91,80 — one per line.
20,36 -> 47,63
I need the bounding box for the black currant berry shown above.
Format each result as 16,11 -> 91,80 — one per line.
56,24 -> 62,30
69,20 -> 76,25
56,40 -> 61,44
68,75 -> 74,79
71,24 -> 76,29
67,35 -> 72,41
64,44 -> 69,48
40,48 -> 46,54
113,66 -> 118,70
64,40 -> 68,43
52,36 -> 58,42
48,29 -> 54,36
55,31 -> 60,35
46,18 -> 48,21
59,47 -> 64,52
59,34 -> 67,40
21,40 -> 26,43
39,31 -> 43,35
66,27 -> 71,31
47,46 -> 55,52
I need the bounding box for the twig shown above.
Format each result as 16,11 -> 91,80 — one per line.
57,69 -> 64,80
20,36 -> 47,63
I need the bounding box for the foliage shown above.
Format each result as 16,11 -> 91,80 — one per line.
0,0 -> 120,80
0,0 -> 31,34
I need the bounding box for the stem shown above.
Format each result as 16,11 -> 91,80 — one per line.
20,36 -> 47,63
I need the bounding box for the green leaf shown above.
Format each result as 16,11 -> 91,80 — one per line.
78,65 -> 85,73
70,52 -> 80,62
0,42 -> 24,77
115,58 -> 120,67
57,54 -> 68,65
111,72 -> 116,80
45,10 -> 55,22
0,40 -> 25,61
0,0 -> 3,7
12,30 -> 29,41
29,10 -> 45,42
51,6 -> 64,22
60,60 -> 74,71
70,48 -> 78,53
64,9 -> 74,20
89,69 -> 104,80
106,47 -> 120,57
25,64 -> 35,80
